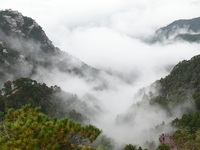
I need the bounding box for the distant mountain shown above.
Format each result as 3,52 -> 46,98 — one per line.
0,9 -> 102,86
151,17 -> 200,43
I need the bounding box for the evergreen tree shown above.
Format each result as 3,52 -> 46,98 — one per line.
0,104 -> 101,149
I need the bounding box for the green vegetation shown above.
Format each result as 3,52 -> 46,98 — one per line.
93,135 -> 116,150
156,144 -> 170,150
0,77 -> 89,123
123,144 -> 147,150
155,16 -> 200,43
175,34 -> 200,43
172,111 -> 200,134
169,111 -> 200,149
173,128 -> 200,149
123,144 -> 137,150
146,55 -> 200,149
0,77 -> 58,118
149,55 -> 200,112
2,9 -> 200,150
0,104 -> 101,149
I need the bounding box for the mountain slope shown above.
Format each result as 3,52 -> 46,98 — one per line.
117,54 -> 200,127
0,9 -> 101,87
114,54 -> 200,149
144,54 -> 200,111
152,17 -> 200,43
151,55 -> 200,110
0,77 -> 103,123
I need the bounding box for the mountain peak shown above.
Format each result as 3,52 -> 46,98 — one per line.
0,9 -> 60,55
151,16 -> 200,43
0,9 -> 30,36
0,9 -> 101,87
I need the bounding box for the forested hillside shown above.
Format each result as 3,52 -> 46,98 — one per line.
151,17 -> 200,43
0,78 -> 107,149
0,77 -> 104,123
117,54 -> 200,122
116,54 -> 200,149
150,54 -> 200,112
0,9 -> 102,87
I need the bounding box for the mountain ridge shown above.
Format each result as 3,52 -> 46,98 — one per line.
0,9 -> 103,88
151,16 -> 200,43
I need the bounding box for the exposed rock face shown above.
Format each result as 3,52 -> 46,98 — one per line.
0,9 -> 60,55
1,10 -> 25,36
0,10 -> 104,124
0,9 -> 102,89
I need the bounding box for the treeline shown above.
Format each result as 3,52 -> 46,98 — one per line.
0,78 -> 102,149
150,55 -> 200,112
0,104 -> 101,149
0,77 -> 88,123
0,78 -> 148,150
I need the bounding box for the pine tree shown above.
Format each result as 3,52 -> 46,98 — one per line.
0,104 -> 101,149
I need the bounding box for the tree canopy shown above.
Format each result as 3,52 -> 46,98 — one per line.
0,77 -> 89,123
0,104 -> 101,149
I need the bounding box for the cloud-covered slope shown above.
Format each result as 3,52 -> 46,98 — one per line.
152,17 -> 200,43
0,9 -> 101,86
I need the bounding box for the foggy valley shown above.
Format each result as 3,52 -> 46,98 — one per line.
1,1 -> 200,150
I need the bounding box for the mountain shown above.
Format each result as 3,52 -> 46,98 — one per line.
115,54 -> 200,150
0,77 -> 104,124
0,9 -> 102,87
0,10 -> 106,149
117,54 -> 200,127
150,55 -> 200,110
1,9 -> 200,149
151,17 -> 200,43
0,9 -> 107,124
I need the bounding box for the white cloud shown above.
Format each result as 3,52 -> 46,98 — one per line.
1,0 -> 200,37
1,0 -> 200,147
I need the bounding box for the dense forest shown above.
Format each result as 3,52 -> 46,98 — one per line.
0,78 -> 90,123
150,55 -> 200,112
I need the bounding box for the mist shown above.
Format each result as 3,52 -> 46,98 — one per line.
30,39 -> 199,148
1,0 -> 200,149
